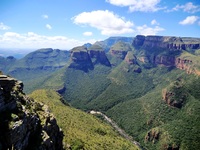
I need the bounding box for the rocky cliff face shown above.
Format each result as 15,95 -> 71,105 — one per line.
162,79 -> 187,108
69,45 -> 111,71
109,41 -> 132,60
132,35 -> 200,75
133,35 -> 200,50
0,75 -> 63,150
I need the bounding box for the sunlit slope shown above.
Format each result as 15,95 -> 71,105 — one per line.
29,89 -> 138,150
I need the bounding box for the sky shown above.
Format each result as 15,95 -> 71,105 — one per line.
0,0 -> 200,53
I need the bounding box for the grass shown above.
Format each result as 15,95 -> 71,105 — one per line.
29,89 -> 139,150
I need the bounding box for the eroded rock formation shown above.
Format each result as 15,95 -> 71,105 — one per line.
69,45 -> 111,71
0,75 -> 63,150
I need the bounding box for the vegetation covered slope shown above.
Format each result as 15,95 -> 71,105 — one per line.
107,71 -> 200,150
4,35 -> 200,150
29,89 -> 139,150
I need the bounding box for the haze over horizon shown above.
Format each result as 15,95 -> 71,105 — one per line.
0,0 -> 200,52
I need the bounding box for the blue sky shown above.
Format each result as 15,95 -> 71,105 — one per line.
0,0 -> 200,52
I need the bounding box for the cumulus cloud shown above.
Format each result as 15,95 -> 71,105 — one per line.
106,0 -> 163,12
179,16 -> 199,25
42,14 -> 49,19
72,10 -> 134,36
136,25 -> 165,36
0,32 -> 96,49
46,24 -> 52,30
169,2 -> 200,13
151,19 -> 159,25
0,22 -> 10,30
83,32 -> 93,36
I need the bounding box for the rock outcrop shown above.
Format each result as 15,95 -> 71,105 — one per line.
69,45 -> 111,71
69,46 -> 94,71
162,79 -> 187,108
133,35 -> 200,50
110,41 -> 132,60
0,75 -> 63,150
132,35 -> 200,75
88,45 -> 111,66
145,128 -> 160,144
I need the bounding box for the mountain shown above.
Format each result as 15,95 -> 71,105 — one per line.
1,48 -> 70,92
2,35 -> 200,149
0,74 -> 63,150
94,36 -> 134,52
0,56 -> 17,73
0,73 -> 139,150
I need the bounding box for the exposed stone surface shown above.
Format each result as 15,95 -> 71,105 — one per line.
145,128 -> 160,144
110,50 -> 128,59
162,79 -> 187,108
69,46 -> 94,71
0,75 -> 63,150
88,49 -> 111,67
109,41 -> 132,60
132,35 -> 200,75
133,35 -> 200,50
125,51 -> 137,65
69,45 -> 111,71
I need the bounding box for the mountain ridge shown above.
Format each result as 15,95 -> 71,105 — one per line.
1,35 -> 200,149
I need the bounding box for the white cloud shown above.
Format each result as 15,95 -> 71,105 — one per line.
83,32 -> 93,36
0,22 -> 10,30
72,10 -> 134,36
179,16 -> 199,25
136,25 -> 165,36
42,14 -> 49,19
151,19 -> 159,25
46,24 -> 52,30
0,32 -> 96,49
106,0 -> 163,12
170,2 -> 200,13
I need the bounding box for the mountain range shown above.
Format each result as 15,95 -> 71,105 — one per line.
1,35 -> 200,150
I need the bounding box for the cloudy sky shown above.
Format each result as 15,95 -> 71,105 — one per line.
0,0 -> 200,51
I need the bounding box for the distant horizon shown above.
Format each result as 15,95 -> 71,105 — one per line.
1,34 -> 200,59
0,0 -> 200,50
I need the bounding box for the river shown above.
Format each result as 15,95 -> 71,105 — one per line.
90,110 -> 143,150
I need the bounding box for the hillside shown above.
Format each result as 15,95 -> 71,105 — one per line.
2,35 -> 200,149
1,48 -> 70,92
29,89 -> 139,150
0,75 -> 63,150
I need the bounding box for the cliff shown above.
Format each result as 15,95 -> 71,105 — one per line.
69,45 -> 111,71
162,79 -> 187,108
109,41 -> 132,59
132,35 -> 200,75
0,75 -> 63,150
133,35 -> 200,50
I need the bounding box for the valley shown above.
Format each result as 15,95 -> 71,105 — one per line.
1,35 -> 200,149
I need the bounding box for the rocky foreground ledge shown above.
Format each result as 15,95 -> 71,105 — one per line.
0,75 -> 63,150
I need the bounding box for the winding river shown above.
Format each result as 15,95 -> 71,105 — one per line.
90,110 -> 143,150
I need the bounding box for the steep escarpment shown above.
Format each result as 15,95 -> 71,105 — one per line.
110,41 -> 132,59
133,35 -> 200,50
88,44 -> 111,66
132,35 -> 200,75
0,75 -> 63,150
69,45 -> 111,71
69,46 -> 94,71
